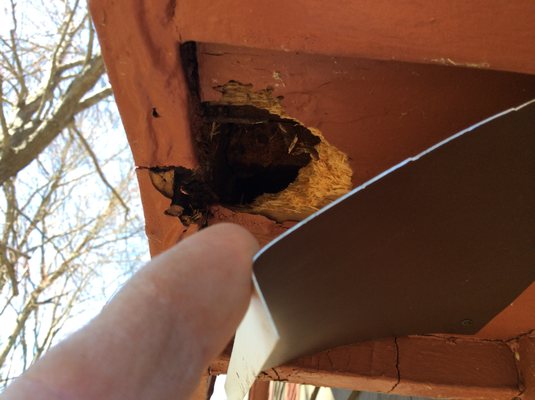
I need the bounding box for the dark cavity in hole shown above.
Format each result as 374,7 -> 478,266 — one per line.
199,103 -> 320,205
152,107 -> 160,118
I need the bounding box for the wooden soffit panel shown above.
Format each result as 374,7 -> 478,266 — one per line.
176,0 -> 535,75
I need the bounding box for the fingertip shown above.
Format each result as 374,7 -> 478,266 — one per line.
203,222 -> 260,256
154,223 -> 260,364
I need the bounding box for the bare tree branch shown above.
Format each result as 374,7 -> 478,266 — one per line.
8,0 -> 28,103
34,0 -> 82,120
0,77 -> 9,143
76,86 -> 113,113
0,1 -> 146,386
0,55 -> 106,184
0,244 -> 30,260
72,125 -> 130,213
84,15 -> 96,66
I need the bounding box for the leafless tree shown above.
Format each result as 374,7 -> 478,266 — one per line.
0,0 -> 112,185
0,0 -> 147,387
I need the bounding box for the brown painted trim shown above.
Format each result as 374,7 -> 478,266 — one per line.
175,0 -> 535,75
518,335 -> 535,399
211,336 -> 525,399
261,339 -> 399,395
393,337 -> 520,399
135,169 -> 190,256
248,381 -> 271,400
89,0 -> 197,168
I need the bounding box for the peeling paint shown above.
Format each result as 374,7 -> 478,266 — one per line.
430,57 -> 490,69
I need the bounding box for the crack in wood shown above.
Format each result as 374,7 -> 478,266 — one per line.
388,337 -> 401,393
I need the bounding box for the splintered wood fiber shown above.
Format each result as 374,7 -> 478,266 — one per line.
216,81 -> 352,222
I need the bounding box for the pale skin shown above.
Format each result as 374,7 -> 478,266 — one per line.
1,223 -> 259,400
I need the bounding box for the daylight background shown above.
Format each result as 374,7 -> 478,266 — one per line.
0,0 -> 149,388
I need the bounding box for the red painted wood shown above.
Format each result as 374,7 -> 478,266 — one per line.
176,0 -> 535,75
211,337 -> 521,399
518,335 -> 535,399
89,0 -> 197,168
89,1 -> 535,398
393,337 -> 520,399
249,381 -> 271,400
